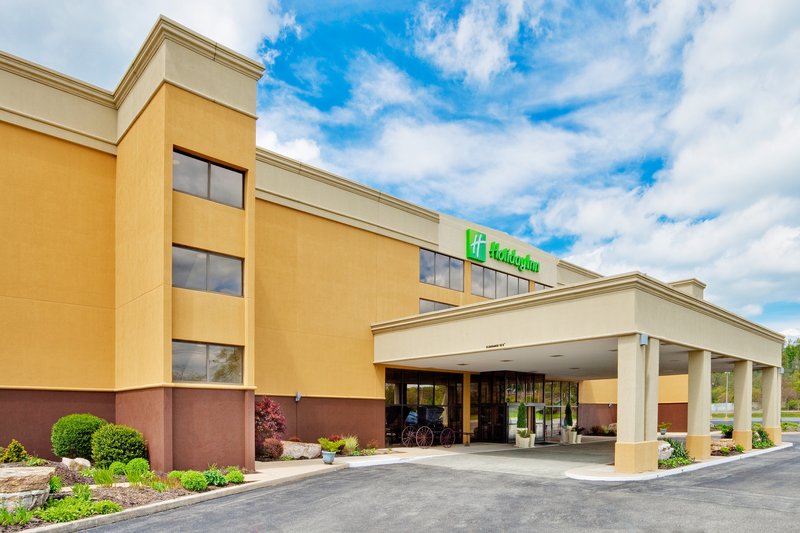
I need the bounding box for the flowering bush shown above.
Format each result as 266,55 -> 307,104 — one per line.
255,397 -> 287,451
260,438 -> 283,460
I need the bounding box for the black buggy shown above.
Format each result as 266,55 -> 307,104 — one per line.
400,406 -> 456,448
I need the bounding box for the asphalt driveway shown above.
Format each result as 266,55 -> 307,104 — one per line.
89,434 -> 799,532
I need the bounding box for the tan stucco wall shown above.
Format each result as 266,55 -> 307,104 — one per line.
0,122 -> 116,389
581,375 -> 689,404
253,201 -> 488,398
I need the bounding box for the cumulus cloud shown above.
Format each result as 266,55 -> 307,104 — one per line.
0,0 -> 298,88
412,0 -> 533,85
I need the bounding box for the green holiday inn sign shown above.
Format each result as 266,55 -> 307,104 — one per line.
466,229 -> 540,273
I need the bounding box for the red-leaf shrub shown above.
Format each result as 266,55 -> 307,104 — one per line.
327,434 -> 343,442
255,397 -> 287,446
261,438 -> 283,460
288,436 -> 302,442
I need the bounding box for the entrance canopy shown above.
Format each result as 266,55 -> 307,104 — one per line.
371,272 -> 783,380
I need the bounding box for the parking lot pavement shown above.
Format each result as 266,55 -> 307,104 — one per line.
88,434 -> 799,533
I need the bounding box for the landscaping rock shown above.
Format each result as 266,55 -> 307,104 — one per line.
281,441 -> 321,459
711,438 -> 735,452
62,457 -> 91,470
0,466 -> 54,511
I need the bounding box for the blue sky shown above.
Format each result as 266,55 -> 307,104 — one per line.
2,0 -> 799,338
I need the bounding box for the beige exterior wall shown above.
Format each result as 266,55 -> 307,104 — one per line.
581,375 -> 689,404
0,122 -> 116,389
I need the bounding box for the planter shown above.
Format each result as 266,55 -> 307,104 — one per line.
515,434 -> 521,447
518,437 -> 531,448
569,430 -> 577,444
576,434 -> 582,444
660,428 -> 667,436
321,451 -> 336,465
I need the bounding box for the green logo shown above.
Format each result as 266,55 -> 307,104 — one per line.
466,229 -> 487,262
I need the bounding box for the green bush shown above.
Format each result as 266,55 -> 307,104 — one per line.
167,470 -> 184,480
752,427 -> 774,449
0,507 -> 33,527
51,413 -> 108,459
203,467 -> 228,487
26,455 -> 47,466
125,457 -> 150,477
72,483 -> 92,501
108,461 -> 126,476
716,424 -> 734,438
149,480 -> 168,492
719,446 -> 730,455
663,438 -> 691,460
224,469 -> 245,484
49,475 -> 62,493
781,421 -> 799,431
734,443 -> 745,453
90,424 -> 147,467
34,496 -> 121,523
0,439 -> 29,463
180,470 -> 208,492
658,456 -> 693,469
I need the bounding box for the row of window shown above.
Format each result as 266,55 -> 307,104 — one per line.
471,264 -> 529,299
173,151 -> 244,209
420,249 -> 548,299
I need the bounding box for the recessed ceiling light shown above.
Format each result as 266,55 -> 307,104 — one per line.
550,354 -> 565,358
456,363 -> 469,366
500,359 -> 513,362
569,367 -> 580,370
670,359 -> 679,363
608,349 -> 618,352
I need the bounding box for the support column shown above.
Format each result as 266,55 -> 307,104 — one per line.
644,337 -> 660,442
687,350 -> 711,459
462,373 -> 471,445
733,360 -> 753,450
762,366 -> 782,445
615,334 -> 658,473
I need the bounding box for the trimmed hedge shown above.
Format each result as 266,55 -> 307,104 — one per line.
180,470 -> 208,492
51,414 -> 108,459
90,424 -> 147,467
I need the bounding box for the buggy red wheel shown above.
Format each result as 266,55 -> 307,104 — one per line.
416,426 -> 434,448
440,427 -> 455,448
401,426 -> 417,447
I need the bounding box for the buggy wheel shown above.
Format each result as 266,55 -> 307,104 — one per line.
401,426 -> 417,447
416,426 -> 434,448
440,427 -> 455,448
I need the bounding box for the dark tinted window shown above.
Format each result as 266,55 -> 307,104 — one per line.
419,250 -> 464,291
172,150 -> 243,208
172,245 -> 242,296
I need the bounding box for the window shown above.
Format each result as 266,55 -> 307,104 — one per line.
534,282 -> 551,291
172,341 -> 243,384
172,151 -> 244,208
172,245 -> 242,296
419,299 -> 456,314
419,250 -> 464,291
471,264 -> 529,299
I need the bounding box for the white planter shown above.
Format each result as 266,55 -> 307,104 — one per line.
569,430 -> 577,444
519,437 -> 531,448
576,434 -> 582,444
515,434 -> 521,447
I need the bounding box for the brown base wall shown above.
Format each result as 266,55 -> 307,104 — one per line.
579,403 -> 688,433
0,389 -> 115,460
1,387 -> 254,472
266,395 -> 384,448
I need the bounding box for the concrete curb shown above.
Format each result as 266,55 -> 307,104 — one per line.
566,442 -> 794,481
27,464 -> 347,532
344,455 -> 439,468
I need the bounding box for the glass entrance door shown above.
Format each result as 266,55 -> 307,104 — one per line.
531,403 -> 545,442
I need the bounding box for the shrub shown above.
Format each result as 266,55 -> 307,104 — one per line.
716,424 -> 734,438
72,483 -> 92,501
366,439 -> 379,450
255,397 -> 287,452
318,437 -> 346,453
734,443 -> 745,453
34,495 -> 121,523
752,427 -> 774,449
342,435 -> 359,454
719,446 -> 730,456
91,468 -> 115,487
90,424 -> 147,467
261,437 -> 284,460
663,438 -> 691,461
0,507 -> 33,527
51,413 -> 108,459
280,454 -> 294,461
180,470 -> 208,492
26,455 -> 47,466
167,470 -> 184,480
49,475 -> 62,493
781,421 -> 799,431
0,439 -> 28,463
517,403 -> 527,429
125,458 -> 150,477
328,434 -> 344,442
658,456 -> 693,469
109,461 -> 127,476
149,481 -> 168,492
590,425 -> 602,435
225,469 -> 245,484
203,467 -> 228,487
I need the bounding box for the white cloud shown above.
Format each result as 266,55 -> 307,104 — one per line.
0,0 -> 298,88
412,0 -> 533,85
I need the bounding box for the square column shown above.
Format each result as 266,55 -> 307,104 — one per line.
733,360 -> 753,450
762,366 -> 782,445
687,350 -> 711,459
644,337 -> 660,442
615,334 -> 658,473
462,373 -> 471,445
